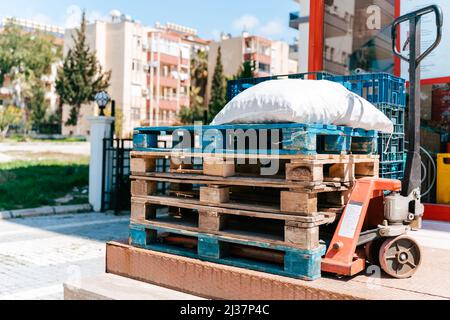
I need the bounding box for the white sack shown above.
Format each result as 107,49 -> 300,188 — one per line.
211,79 -> 394,134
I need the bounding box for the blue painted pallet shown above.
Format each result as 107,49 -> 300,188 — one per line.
133,123 -> 378,156
129,223 -> 326,281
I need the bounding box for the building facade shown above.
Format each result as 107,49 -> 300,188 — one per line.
207,34 -> 298,103
144,24 -> 193,127
62,17 -> 206,136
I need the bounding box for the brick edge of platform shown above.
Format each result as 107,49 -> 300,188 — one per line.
106,241 -> 363,301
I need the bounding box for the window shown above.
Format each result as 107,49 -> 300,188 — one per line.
323,0 -> 395,74
131,108 -> 141,121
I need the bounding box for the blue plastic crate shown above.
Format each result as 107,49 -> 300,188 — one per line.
226,72 -> 332,102
378,133 -> 405,163
380,161 -> 405,180
375,104 -> 405,135
226,72 -> 406,108
327,73 -> 406,107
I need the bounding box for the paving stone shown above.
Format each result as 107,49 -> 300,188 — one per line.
0,212 -> 128,300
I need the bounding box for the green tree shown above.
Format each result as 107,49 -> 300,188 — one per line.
191,50 -> 209,104
0,105 -> 22,139
179,50 -> 209,125
0,24 -> 60,87
0,23 -> 61,134
237,60 -> 255,79
208,46 -> 227,122
28,84 -> 48,129
56,11 -> 111,126
179,87 -> 207,125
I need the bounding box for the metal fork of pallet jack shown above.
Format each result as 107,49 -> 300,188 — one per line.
322,5 -> 443,279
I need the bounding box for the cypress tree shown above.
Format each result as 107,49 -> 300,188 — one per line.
208,46 -> 227,122
56,11 -> 111,126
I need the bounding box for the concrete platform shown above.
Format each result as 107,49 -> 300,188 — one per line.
64,273 -> 204,300
105,240 -> 450,300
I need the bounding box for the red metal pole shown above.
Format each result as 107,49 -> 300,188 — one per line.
308,0 -> 325,73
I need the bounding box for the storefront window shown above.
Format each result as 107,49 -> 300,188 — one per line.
323,0 -> 395,75
421,83 -> 450,154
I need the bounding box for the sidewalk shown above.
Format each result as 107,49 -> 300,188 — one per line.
0,212 -> 129,300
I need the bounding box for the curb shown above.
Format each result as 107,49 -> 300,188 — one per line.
0,204 -> 93,220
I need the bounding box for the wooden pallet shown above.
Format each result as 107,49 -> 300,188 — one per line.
131,180 -> 348,215
129,222 -> 326,281
131,151 -> 379,182
133,123 -> 378,156
130,194 -> 336,250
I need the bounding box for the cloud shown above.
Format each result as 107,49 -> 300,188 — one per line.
64,5 -> 108,29
30,14 -> 53,25
64,5 -> 82,29
232,15 -> 260,32
258,20 -> 286,37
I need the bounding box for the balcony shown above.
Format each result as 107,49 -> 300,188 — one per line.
289,11 -> 309,30
244,53 -> 271,66
159,76 -> 178,88
150,52 -> 189,67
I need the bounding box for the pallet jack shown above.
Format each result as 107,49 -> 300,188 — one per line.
322,5 -> 443,279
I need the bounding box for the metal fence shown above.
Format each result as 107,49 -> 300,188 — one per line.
101,138 -> 133,213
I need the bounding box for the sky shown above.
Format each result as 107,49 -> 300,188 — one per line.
0,0 -> 299,43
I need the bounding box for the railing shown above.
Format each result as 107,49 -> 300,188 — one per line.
101,138 -> 133,213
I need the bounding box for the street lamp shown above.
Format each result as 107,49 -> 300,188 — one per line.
95,91 -> 110,116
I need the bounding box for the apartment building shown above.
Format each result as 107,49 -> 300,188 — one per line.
62,15 -> 203,136
62,14 -> 148,137
0,18 -> 64,114
144,23 -> 195,127
207,34 -> 297,103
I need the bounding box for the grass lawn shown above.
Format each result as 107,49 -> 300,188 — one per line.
0,158 -> 89,211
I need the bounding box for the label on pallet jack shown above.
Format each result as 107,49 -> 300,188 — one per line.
338,202 -> 364,239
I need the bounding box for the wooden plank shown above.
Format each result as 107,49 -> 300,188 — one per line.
328,163 -> 354,182
131,195 -> 330,225
200,187 -> 230,204
286,163 -> 324,182
198,211 -> 225,232
285,223 -> 320,250
130,158 -> 156,173
131,173 -> 350,191
203,158 -> 236,177
131,180 -> 157,197
131,201 -> 156,221
355,161 -> 380,177
280,192 -> 318,215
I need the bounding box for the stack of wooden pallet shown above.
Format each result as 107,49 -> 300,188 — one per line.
128,124 -> 379,281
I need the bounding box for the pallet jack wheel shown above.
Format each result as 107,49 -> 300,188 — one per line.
379,236 -> 422,279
